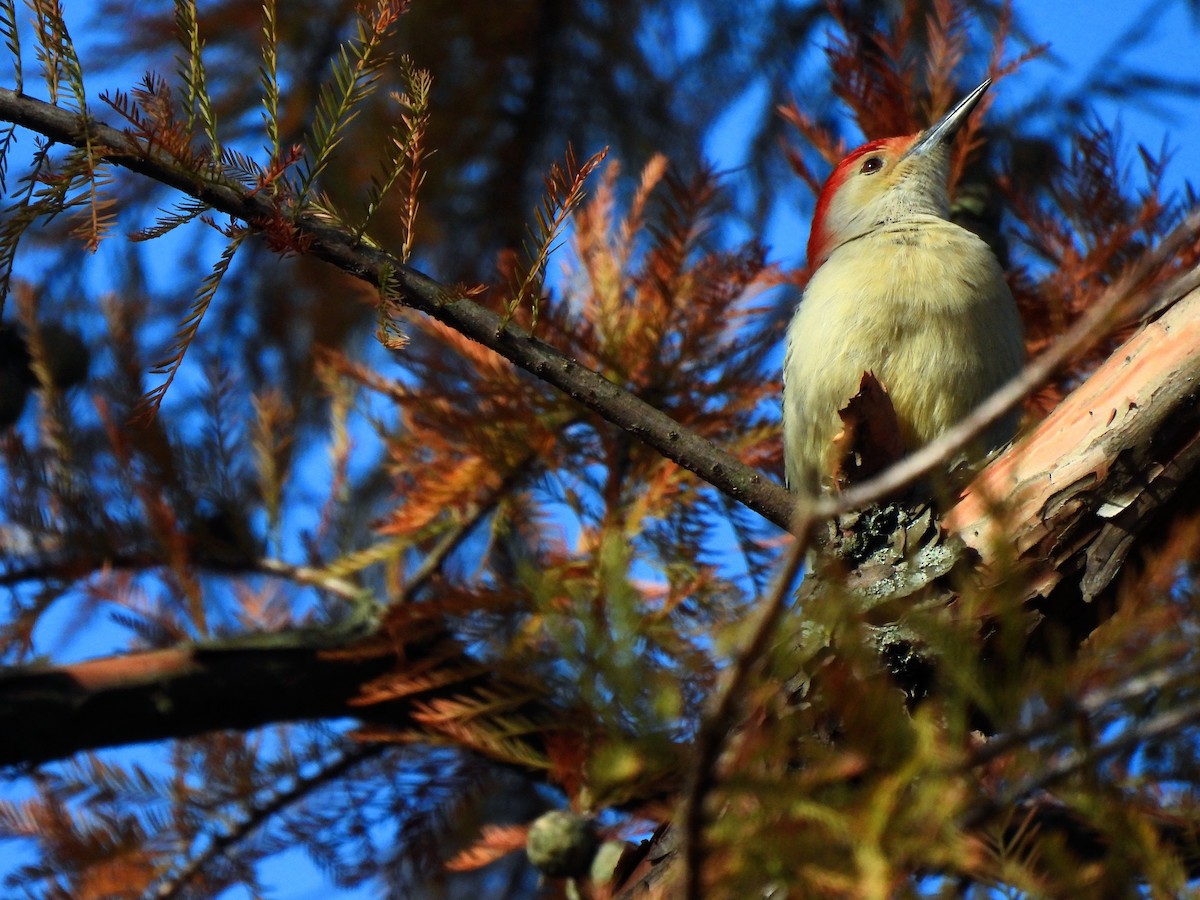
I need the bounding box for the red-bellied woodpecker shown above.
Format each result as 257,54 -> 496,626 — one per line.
782,79 -> 1024,496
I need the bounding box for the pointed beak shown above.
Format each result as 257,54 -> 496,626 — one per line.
903,78 -> 990,160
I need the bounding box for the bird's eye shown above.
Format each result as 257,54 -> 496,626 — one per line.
860,156 -> 884,175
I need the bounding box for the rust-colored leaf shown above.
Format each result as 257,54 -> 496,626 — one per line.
830,371 -> 905,490
444,823 -> 530,872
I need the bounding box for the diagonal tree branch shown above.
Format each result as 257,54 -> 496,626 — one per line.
155,742 -> 384,899
946,279 -> 1200,610
0,88 -> 795,530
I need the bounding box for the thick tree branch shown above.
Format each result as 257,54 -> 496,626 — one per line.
0,88 -> 794,530
0,628 -> 544,769
0,631 -> 381,767
946,279 -> 1200,608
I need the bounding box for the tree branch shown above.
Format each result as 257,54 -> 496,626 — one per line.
0,627 -> 539,768
155,743 -> 383,899
946,279 -> 1200,609
0,88 -> 794,530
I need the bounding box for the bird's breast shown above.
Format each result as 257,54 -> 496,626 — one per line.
783,216 -> 1024,492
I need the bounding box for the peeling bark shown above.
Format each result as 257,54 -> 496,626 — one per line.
946,281 -> 1200,608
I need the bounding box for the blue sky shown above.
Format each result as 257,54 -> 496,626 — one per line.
703,1 -> 1200,268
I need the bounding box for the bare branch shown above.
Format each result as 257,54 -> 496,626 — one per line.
155,743 -> 383,898
679,504 -> 815,899
0,88 -> 795,529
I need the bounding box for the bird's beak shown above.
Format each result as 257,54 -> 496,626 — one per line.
903,78 -> 990,160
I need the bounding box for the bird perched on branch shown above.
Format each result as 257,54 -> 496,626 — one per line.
782,79 -> 1024,496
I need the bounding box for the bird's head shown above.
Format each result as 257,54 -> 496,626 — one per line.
806,79 -> 991,269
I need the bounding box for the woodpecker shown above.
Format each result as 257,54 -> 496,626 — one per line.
782,79 -> 1024,496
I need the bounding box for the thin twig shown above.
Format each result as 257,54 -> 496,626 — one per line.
155,743 -> 384,899
392,446 -> 551,607
255,557 -> 366,604
966,660 -> 1198,773
960,667 -> 1200,830
679,503 -> 815,899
